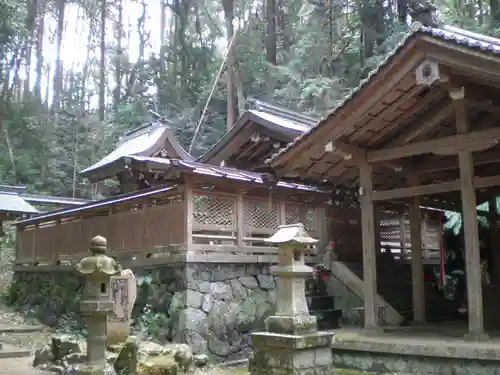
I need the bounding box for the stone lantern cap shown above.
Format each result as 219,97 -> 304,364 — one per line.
264,223 -> 318,245
76,235 -> 122,276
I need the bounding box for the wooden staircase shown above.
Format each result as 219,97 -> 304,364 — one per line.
330,259 -> 456,325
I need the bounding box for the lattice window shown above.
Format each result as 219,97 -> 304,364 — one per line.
243,199 -> 279,231
193,195 -> 236,227
285,204 -> 316,233
379,217 -> 411,248
379,218 -> 400,243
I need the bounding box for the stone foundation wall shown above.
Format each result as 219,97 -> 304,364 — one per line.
12,262 -> 277,361
173,263 -> 277,361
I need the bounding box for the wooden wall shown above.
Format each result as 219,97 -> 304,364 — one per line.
327,206 -> 442,262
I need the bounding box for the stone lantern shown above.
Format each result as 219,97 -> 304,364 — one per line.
249,223 -> 334,375
76,235 -> 122,374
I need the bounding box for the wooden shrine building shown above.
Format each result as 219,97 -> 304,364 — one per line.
15,105 -> 329,267
14,96 -> 448,328
268,16 -> 500,338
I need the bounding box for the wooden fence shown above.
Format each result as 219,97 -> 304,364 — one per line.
16,189 -> 323,265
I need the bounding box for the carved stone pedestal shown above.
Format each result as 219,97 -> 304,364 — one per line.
250,331 -> 334,375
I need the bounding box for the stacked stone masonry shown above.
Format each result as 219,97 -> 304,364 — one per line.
171,263 -> 277,361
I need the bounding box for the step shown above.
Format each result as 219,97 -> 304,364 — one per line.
0,324 -> 46,334
0,342 -> 31,359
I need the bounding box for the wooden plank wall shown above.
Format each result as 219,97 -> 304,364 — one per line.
16,196 -> 186,264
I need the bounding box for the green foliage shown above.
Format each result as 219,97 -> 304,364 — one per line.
2,274 -> 83,330
0,0 -> 26,55
136,304 -> 172,341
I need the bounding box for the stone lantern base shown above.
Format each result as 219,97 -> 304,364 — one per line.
249,330 -> 334,375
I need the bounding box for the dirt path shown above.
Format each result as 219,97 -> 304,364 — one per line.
0,357 -> 52,374
0,304 -> 52,374
0,305 -> 51,350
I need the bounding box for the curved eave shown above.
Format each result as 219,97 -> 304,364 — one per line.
198,111 -> 306,165
80,125 -> 193,181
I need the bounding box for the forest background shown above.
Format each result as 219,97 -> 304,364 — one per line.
0,0 -> 499,240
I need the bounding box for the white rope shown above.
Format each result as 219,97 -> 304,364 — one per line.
188,30 -> 238,153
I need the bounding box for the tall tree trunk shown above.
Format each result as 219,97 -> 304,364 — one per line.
491,0 -> 500,24
137,0 -> 148,61
158,0 -> 166,106
266,0 -> 277,65
113,0 -> 123,110
34,1 -> 45,101
44,65 -> 50,111
170,1 -> 179,90
23,0 -> 37,101
52,0 -> 65,112
99,0 -> 107,121
223,0 -> 235,130
81,23 -> 94,111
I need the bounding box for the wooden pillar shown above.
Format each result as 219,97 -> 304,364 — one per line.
488,198 -> 500,284
374,204 -> 382,255
359,161 -> 378,330
236,193 -> 245,247
399,213 -> 407,257
184,177 -> 194,245
451,87 -> 486,340
409,197 -> 425,322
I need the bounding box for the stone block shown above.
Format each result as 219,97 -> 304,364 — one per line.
250,330 -> 334,375
108,269 -> 137,345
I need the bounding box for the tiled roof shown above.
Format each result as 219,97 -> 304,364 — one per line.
127,156 -> 327,192
197,100 -> 317,163
267,24 -> 500,166
16,156 -> 328,225
80,120 -> 193,179
0,186 -> 38,215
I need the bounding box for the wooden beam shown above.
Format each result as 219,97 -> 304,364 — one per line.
421,37 -> 500,84
367,127 -> 500,163
323,140 -> 412,173
372,175 -> 500,201
324,140 -> 365,160
413,150 -> 500,175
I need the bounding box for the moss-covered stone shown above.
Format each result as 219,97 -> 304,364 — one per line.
51,334 -> 82,360
137,355 -> 178,375
114,338 -> 139,374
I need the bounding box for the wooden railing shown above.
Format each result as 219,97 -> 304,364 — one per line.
16,189 -> 325,265
190,190 -> 321,246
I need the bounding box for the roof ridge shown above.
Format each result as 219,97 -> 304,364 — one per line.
249,99 -> 318,127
